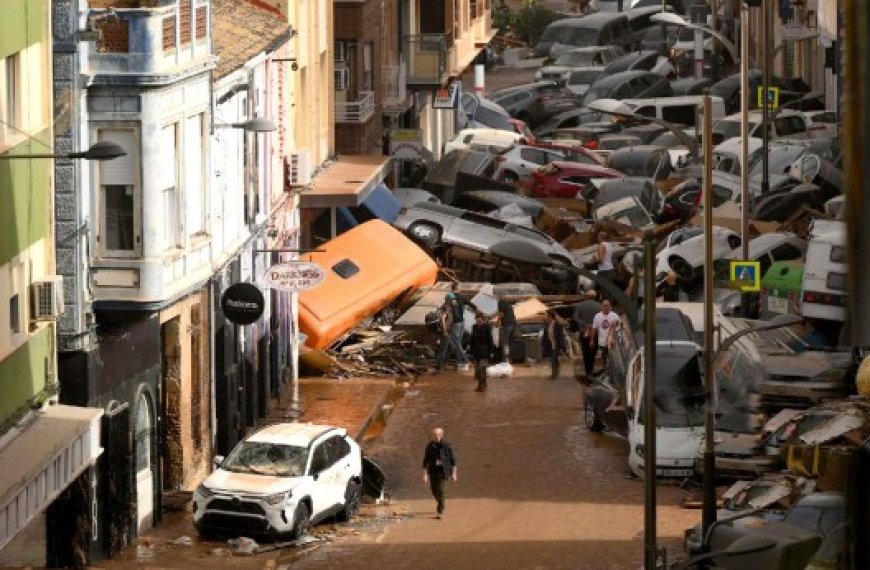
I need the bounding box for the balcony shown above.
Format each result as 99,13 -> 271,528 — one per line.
86,1 -> 212,84
403,33 -> 450,85
335,91 -> 375,123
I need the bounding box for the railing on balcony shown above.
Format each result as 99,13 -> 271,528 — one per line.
403,33 -> 450,85
335,91 -> 375,123
383,64 -> 407,108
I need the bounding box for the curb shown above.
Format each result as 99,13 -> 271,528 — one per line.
352,383 -> 403,442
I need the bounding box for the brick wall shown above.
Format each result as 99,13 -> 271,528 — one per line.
179,0 -> 191,45
98,20 -> 129,53
195,6 -> 207,40
162,15 -> 176,51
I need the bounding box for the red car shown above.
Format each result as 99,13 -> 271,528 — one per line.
527,140 -> 605,166
525,161 -> 622,199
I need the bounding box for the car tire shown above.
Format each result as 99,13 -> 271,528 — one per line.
408,223 -> 441,247
290,501 -> 311,540
585,397 -> 604,432
670,257 -> 694,282
337,480 -> 362,522
727,235 -> 741,250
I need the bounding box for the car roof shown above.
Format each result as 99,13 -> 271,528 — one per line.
462,190 -> 543,208
551,12 -> 628,27
491,81 -> 560,96
590,70 -> 656,88
623,94 -> 724,107
411,201 -> 466,217
248,423 -> 341,446
549,162 -> 621,175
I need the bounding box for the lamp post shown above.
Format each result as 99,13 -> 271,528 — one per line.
0,140 -> 126,161
740,0 -> 750,316
651,12 -> 740,65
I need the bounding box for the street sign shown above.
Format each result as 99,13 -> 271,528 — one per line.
757,86 -> 780,109
389,129 -> 424,160
432,81 -> 461,110
263,261 -> 326,292
729,261 -> 761,292
221,282 -> 265,325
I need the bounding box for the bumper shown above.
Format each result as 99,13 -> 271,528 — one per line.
193,494 -> 296,535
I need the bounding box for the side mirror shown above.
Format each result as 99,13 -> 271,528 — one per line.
213,455 -> 225,468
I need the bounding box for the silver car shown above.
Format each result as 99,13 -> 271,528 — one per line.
393,202 -> 579,268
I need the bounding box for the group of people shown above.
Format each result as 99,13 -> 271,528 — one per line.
433,283 -> 516,392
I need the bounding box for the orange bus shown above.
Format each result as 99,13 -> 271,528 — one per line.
298,220 -> 439,350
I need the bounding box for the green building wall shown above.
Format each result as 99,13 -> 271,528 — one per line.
0,0 -> 56,432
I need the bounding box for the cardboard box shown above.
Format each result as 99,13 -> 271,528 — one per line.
537,197 -> 589,216
561,231 -> 598,250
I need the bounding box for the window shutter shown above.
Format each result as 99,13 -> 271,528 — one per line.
99,129 -> 136,185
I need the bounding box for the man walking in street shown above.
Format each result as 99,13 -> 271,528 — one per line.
446,284 -> 475,371
592,300 -> 620,371
469,311 -> 495,392
542,310 -> 567,380
422,427 -> 457,519
573,289 -> 601,379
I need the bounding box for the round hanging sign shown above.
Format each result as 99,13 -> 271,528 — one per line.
221,282 -> 265,325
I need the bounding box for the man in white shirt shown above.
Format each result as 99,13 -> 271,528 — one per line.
591,300 -> 620,370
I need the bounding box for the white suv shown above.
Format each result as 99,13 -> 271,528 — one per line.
193,423 -> 363,539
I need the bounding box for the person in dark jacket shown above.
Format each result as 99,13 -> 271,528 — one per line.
469,311 -> 495,391
422,427 -> 457,519
541,310 -> 567,380
573,289 -> 601,379
497,298 -> 516,363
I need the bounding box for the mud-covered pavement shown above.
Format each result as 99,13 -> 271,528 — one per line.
286,364 -> 701,570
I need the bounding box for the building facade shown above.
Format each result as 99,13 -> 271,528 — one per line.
0,1 -> 103,566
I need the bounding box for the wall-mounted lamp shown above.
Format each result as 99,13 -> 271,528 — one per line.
0,141 -> 126,161
273,58 -> 299,71
214,117 -> 277,132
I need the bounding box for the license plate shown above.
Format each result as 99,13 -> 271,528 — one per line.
656,468 -> 693,477
767,296 -> 789,314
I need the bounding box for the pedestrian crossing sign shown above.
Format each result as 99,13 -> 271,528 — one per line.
729,260 -> 761,292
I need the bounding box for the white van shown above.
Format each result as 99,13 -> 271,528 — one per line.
621,95 -> 727,129
443,128 -> 523,155
800,220 -> 846,322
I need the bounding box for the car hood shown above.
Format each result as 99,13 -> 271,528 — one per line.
203,469 -> 303,496
716,431 -> 763,458
654,426 -> 704,461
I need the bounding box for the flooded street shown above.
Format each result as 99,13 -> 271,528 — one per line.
285,364 -> 701,570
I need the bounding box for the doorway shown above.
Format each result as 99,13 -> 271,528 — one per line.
134,393 -> 155,531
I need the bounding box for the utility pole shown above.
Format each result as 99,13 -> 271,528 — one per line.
760,0 -> 771,196
642,229 -> 657,570
740,1 -> 750,316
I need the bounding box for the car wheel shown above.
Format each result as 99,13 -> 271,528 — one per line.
585,397 -> 604,432
337,480 -> 362,522
408,223 -> 441,247
670,257 -> 694,282
290,501 -> 311,540
502,171 -> 520,184
727,235 -> 741,250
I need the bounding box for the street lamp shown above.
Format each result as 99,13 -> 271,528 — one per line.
700,311 -> 804,542
585,98 -> 700,162
0,140 -> 126,160
651,12 -> 740,66
213,117 -> 277,132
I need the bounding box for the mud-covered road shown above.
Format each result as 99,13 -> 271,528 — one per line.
287,365 -> 701,570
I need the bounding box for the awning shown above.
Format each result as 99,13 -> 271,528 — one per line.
299,155 -> 390,209
450,31 -> 498,77
0,405 -> 103,549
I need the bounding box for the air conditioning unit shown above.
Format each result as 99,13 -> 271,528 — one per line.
31,276 -> 64,321
334,41 -> 347,63
286,151 -> 311,187
334,68 -> 350,91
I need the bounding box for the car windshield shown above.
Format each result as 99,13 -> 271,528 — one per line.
609,155 -> 650,176
714,120 -> 758,140
222,441 -> 309,477
638,352 -> 705,428
555,51 -> 595,67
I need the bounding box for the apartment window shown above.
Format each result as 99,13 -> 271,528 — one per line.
160,123 -> 180,248
184,113 -> 206,236
98,129 -> 138,255
0,52 -> 21,143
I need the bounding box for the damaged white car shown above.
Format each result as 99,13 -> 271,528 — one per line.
194,423 -> 363,539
